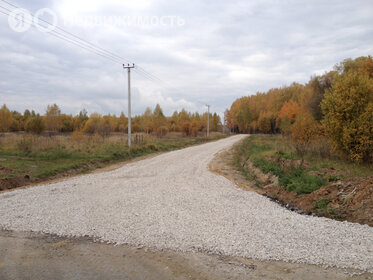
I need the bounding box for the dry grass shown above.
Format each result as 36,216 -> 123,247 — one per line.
0,132 -> 228,182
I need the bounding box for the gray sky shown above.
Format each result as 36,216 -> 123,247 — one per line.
0,0 -> 372,117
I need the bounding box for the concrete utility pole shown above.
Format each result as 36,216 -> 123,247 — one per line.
123,63 -> 135,148
206,104 -> 210,137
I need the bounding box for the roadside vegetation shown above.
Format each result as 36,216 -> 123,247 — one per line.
226,56 -> 373,164
0,131 -> 227,190
235,135 -> 372,194
0,132 -> 225,182
228,55 -> 372,225
0,102 -> 226,190
234,134 -> 372,225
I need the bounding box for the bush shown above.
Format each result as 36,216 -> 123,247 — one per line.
25,115 -> 45,134
279,168 -> 326,194
313,198 -> 332,211
71,130 -> 85,143
291,113 -> 321,159
321,71 -> 373,162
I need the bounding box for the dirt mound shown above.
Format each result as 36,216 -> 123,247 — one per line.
266,177 -> 373,226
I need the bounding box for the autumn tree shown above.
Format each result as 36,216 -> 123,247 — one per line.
291,113 -> 321,160
45,104 -> 62,132
152,104 -> 166,131
0,104 -> 14,132
25,114 -> 45,134
118,112 -> 127,132
278,100 -> 305,124
141,107 -> 153,134
83,113 -> 101,134
322,70 -> 373,162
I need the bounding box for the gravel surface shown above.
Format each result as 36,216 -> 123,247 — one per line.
0,135 -> 372,272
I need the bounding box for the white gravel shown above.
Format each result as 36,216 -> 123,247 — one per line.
0,135 -> 372,272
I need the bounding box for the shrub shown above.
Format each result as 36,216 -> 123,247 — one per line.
279,168 -> 326,194
25,115 -> 45,134
321,71 -> 373,162
313,198 -> 332,211
291,113 -> 321,159
71,130 -> 85,143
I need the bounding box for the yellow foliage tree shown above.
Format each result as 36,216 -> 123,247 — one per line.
45,104 -> 62,132
322,71 -> 373,162
291,113 -> 321,159
0,104 -> 13,132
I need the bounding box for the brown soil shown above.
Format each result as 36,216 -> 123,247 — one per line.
0,175 -> 32,191
261,177 -> 373,226
210,143 -> 373,227
209,141 -> 257,192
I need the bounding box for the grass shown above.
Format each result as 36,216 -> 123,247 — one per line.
0,132 -> 228,181
313,198 -> 332,211
235,134 -> 372,194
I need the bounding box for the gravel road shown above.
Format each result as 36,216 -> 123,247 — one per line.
0,135 -> 372,272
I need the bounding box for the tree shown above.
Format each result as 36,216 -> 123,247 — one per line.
118,112 -> 127,132
25,114 -> 45,134
279,100 -> 305,124
156,126 -> 169,137
152,104 -> 166,131
181,122 -> 191,136
60,115 -> 74,132
278,115 -> 291,135
142,107 -> 153,134
291,113 -> 320,160
83,113 -> 101,134
306,72 -> 336,121
0,104 -> 14,132
322,70 -> 373,162
45,104 -> 62,132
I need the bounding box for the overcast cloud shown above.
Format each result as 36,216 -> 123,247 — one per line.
0,0 -> 372,117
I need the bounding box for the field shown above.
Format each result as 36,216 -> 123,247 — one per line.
234,134 -> 373,225
0,131 -> 227,190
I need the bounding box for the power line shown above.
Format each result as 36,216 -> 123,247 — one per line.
0,1 -> 166,84
0,0 -> 131,64
0,6 -> 125,64
0,1 -> 198,101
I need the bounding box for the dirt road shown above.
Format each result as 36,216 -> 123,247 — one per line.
0,135 -> 372,279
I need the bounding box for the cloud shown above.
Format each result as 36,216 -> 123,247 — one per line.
0,0 -> 372,117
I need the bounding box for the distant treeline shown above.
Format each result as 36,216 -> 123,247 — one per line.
225,56 -> 373,163
0,103 -> 222,137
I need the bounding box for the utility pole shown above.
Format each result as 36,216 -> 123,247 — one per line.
123,63 -> 135,148
206,104 -> 210,137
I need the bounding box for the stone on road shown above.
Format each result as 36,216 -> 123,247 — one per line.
0,135 -> 372,272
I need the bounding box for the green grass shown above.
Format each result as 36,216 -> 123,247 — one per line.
235,134 -> 372,195
279,168 -> 326,194
313,198 -> 332,211
0,132 -> 228,181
